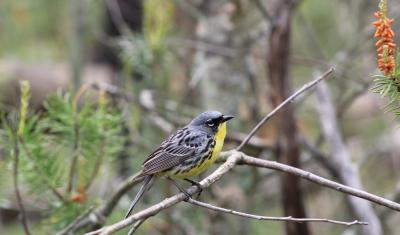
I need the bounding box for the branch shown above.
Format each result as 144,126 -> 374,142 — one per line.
12,131 -> 31,235
230,151 -> 400,212
186,198 -> 367,226
236,67 -> 335,150
84,148 -> 400,235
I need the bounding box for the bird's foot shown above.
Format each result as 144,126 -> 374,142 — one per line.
184,178 -> 203,198
168,177 -> 192,201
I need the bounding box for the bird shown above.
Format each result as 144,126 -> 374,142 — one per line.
125,111 -> 234,218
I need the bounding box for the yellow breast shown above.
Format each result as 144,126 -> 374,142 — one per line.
211,122 -> 227,159
171,122 -> 227,179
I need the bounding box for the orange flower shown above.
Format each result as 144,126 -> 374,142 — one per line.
373,0 -> 397,76
70,187 -> 87,203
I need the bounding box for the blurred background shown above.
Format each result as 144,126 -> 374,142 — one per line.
0,0 -> 400,234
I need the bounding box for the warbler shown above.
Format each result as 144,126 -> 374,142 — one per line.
125,111 -> 234,218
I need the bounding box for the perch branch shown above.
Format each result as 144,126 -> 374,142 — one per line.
83,148 -> 400,235
228,151 -> 400,212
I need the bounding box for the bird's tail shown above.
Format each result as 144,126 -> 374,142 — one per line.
125,174 -> 153,218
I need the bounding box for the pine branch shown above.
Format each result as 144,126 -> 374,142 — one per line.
66,115 -> 80,194
11,128 -> 31,235
19,138 -> 68,203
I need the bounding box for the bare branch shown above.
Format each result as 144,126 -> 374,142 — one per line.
231,151 -> 400,212
186,198 -> 367,226
236,67 -> 335,151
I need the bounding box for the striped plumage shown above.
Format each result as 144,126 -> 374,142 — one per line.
125,111 -> 233,218
143,126 -> 215,178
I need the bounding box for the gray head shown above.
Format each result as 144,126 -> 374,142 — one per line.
189,111 -> 234,133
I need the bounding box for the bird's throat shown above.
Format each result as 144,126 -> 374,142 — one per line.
213,122 -> 227,158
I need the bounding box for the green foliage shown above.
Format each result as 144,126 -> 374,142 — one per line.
0,85 -> 125,231
371,52 -> 400,117
372,75 -> 400,115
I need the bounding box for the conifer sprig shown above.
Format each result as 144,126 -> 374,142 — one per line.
372,0 -> 400,118
0,85 -> 124,231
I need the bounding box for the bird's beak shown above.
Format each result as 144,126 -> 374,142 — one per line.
221,115 -> 234,122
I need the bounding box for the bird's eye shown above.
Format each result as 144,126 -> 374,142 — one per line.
206,119 -> 214,127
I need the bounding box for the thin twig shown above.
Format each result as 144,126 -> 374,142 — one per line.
56,207 -> 94,235
186,198 -> 367,226
236,67 -> 335,150
127,219 -> 146,235
19,139 -> 68,203
12,130 -> 31,235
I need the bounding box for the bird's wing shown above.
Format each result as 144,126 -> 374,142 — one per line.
141,128 -> 207,175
